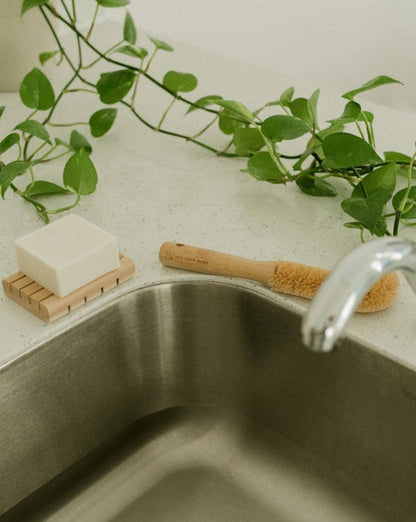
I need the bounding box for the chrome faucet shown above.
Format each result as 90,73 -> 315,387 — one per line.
302,237 -> 416,353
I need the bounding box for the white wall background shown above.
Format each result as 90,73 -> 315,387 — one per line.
118,0 -> 416,112
1,0 -> 414,109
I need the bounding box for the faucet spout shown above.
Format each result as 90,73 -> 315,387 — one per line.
302,237 -> 416,353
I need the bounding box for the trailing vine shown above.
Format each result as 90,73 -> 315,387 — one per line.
0,0 -> 414,240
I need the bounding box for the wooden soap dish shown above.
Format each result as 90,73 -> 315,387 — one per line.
2,253 -> 135,323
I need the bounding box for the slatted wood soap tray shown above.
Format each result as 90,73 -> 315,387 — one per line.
2,253 -> 135,323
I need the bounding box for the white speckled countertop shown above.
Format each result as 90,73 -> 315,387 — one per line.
1,20 -> 416,370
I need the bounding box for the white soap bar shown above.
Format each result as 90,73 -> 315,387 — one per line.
14,214 -> 120,298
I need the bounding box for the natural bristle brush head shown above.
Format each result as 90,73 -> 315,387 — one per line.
269,261 -> 399,313
355,271 -> 399,312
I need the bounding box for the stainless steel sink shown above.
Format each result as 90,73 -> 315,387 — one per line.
1,281 -> 416,521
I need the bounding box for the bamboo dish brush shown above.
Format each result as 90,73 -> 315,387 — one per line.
159,242 -> 399,313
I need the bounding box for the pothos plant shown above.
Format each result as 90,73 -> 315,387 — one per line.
0,0 -> 414,240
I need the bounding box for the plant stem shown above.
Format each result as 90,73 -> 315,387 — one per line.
26,109 -> 38,121
40,7 -> 89,84
31,144 -> 59,165
45,7 -> 229,119
360,111 -> 375,148
191,115 -> 218,139
156,98 -> 177,130
82,40 -> 123,69
319,172 -> 356,181
71,0 -> 77,22
393,212 -> 401,236
218,138 -> 233,156
351,167 -> 367,197
64,88 -> 97,94
39,6 -> 271,164
354,121 -> 365,140
85,3 -> 99,41
129,49 -> 157,109
29,167 -> 35,187
59,0 -> 72,21
45,193 -> 81,214
130,58 -> 144,108
124,102 -> 236,157
10,183 -> 50,222
255,124 -> 292,180
393,150 -> 416,235
36,150 -> 71,164
48,121 -> 89,127
144,48 -> 158,73
398,153 -> 416,213
40,12 -> 242,160
27,142 -> 47,162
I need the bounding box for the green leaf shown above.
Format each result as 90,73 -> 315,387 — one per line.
361,111 -> 374,124
70,130 -> 92,154
97,0 -> 130,7
344,220 -> 387,237
341,189 -> 390,233
373,219 -> 387,237
351,163 -> 396,198
322,132 -> 382,169
163,71 -> 198,94
392,186 -> 416,219
15,120 -> 51,144
289,97 -> 313,127
39,50 -> 59,66
261,115 -> 309,142
246,151 -> 284,182
296,174 -> 337,197
89,108 -> 117,138
218,109 -> 244,135
0,133 -> 20,155
210,99 -> 254,123
63,149 -> 97,195
96,69 -> 136,104
148,36 -> 174,52
114,44 -> 148,59
343,222 -> 363,230
24,180 -> 71,196
342,75 -> 403,100
123,10 -> 136,44
309,89 -> 320,128
265,88 -> 295,109
263,100 -> 280,108
55,137 -> 70,148
316,122 -> 345,140
185,95 -> 222,115
233,128 -> 264,155
0,161 -> 29,198
0,106 -> 5,121
279,86 -> 294,107
328,101 -> 362,124
19,67 -> 55,110
384,151 -> 412,163
21,0 -> 49,16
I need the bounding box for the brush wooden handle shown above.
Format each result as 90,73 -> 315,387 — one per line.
159,242 -> 399,312
159,242 -> 277,284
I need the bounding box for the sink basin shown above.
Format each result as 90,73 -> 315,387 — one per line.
1,281 -> 416,521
